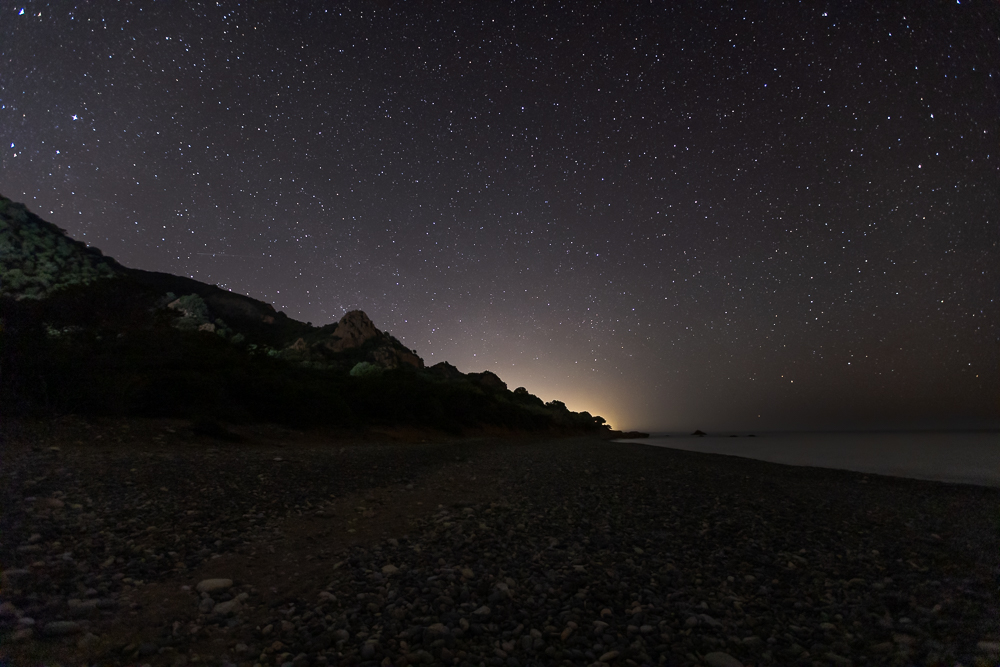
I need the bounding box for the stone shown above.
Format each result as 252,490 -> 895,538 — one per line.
77,632 -> 101,649
382,564 -> 399,575
704,652 -> 743,667
198,597 -> 216,614
698,614 -> 723,628
473,605 -> 491,616
870,642 -> 894,654
598,650 -> 620,662
212,599 -> 241,616
0,601 -> 18,617
196,578 -> 233,593
461,568 -> 475,579
361,642 -> 376,659
43,620 -> 82,636
68,599 -> 99,616
10,628 -> 32,642
979,642 -> 1000,655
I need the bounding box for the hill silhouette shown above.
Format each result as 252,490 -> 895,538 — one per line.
0,195 -> 615,434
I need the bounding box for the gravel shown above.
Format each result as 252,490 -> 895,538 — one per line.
1,418 -> 998,667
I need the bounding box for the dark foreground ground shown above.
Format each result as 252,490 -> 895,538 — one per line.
1,418 -> 998,667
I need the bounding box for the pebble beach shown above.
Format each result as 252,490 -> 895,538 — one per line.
1,418 -> 998,667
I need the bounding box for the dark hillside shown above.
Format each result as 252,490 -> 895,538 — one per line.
0,195 -> 616,435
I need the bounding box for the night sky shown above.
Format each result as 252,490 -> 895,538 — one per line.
3,2 -> 997,431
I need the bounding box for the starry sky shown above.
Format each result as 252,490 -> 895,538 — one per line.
2,1 -> 998,431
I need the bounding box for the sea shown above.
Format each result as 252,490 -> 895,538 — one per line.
616,431 -> 1000,487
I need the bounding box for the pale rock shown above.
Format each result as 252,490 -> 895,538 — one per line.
212,599 -> 241,616
196,578 -> 233,593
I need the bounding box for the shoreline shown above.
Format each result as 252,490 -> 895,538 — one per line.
620,431 -> 1000,488
1,419 -> 998,666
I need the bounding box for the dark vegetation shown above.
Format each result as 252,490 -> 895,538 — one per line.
0,195 -> 615,434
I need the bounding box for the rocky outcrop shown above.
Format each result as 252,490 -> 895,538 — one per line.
372,346 -> 423,370
468,371 -> 507,392
427,362 -> 465,380
324,310 -> 380,352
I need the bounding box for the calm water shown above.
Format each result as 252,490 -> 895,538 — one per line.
617,431 -> 1000,487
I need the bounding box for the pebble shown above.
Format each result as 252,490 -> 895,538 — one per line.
195,578 -> 233,593
43,620 -> 82,636
2,430 -> 996,667
211,599 -> 241,616
704,652 -> 744,667
979,641 -> 1000,655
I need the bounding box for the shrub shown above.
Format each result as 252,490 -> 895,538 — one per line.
350,361 -> 382,378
